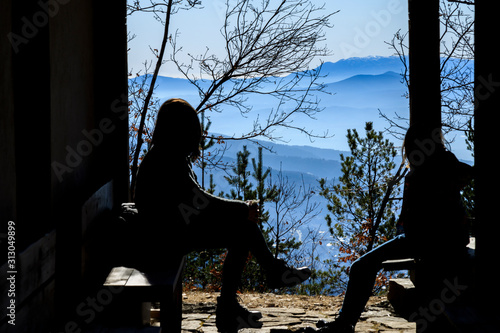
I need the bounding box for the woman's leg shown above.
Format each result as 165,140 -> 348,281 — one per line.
219,247 -> 249,299
182,202 -> 271,331
336,235 -> 413,327
182,196 -> 274,266
177,191 -> 309,296
186,216 -> 275,271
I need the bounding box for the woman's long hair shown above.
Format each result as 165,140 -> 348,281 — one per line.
402,123 -> 446,168
151,98 -> 202,160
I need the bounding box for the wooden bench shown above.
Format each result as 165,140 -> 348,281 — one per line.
103,256 -> 186,332
381,238 -> 477,283
383,239 -> 477,323
100,203 -> 187,331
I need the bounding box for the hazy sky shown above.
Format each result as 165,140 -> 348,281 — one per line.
127,0 -> 409,77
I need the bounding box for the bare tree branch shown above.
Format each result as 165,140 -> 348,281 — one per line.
171,0 -> 336,153
130,0 -> 174,199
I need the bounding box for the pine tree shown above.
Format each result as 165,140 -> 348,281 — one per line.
318,122 -> 405,293
199,112 -> 216,189
224,146 -> 255,201
184,145 -> 321,293
183,117 -> 221,291
224,146 -> 275,291
206,174 -> 217,195
223,146 -> 306,292
252,147 -> 278,229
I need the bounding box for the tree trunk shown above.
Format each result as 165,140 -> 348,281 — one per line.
130,0 -> 173,199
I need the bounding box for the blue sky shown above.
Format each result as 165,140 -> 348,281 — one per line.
127,0 -> 408,77
126,1 -> 475,160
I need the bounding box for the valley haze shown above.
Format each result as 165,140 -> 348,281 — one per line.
130,56 -> 474,266
136,56 -> 472,161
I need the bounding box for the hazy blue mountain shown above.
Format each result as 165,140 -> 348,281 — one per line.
320,56 -> 406,82
133,56 -> 411,196
131,54 -> 473,206
196,137 -> 346,190
132,57 -> 409,132
132,56 -> 407,103
133,53 -> 472,197
130,56 -> 473,266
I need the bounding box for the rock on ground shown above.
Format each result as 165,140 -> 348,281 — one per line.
151,291 -> 416,333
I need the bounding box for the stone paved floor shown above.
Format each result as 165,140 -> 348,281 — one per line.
151,292 -> 416,333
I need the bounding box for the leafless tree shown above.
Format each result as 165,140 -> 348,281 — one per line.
267,167 -> 321,261
127,0 -> 202,20
294,224 -> 328,274
128,0 -> 204,197
171,0 -> 336,146
381,0 -> 474,141
128,0 -> 336,195
128,0 -> 173,198
128,61 -> 161,173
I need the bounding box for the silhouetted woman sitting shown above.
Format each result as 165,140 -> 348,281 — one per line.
134,98 -> 311,333
313,124 -> 473,333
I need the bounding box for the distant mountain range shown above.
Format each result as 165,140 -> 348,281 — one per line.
130,56 -> 473,265
320,56 -> 406,82
146,55 -> 471,160
139,56 -> 410,152
194,136 -> 346,194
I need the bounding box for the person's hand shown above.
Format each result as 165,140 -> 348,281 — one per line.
246,200 -> 260,224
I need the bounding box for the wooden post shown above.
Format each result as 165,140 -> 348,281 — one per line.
475,0 -> 500,306
408,0 -> 441,128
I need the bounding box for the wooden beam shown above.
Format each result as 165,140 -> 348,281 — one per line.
475,0 -> 500,305
408,0 -> 441,128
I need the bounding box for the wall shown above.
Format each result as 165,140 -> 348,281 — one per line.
0,0 -> 128,331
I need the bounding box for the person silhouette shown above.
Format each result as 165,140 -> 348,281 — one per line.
312,124 -> 473,333
133,98 -> 311,332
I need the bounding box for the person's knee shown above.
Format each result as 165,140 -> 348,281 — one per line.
240,219 -> 263,239
349,257 -> 377,277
